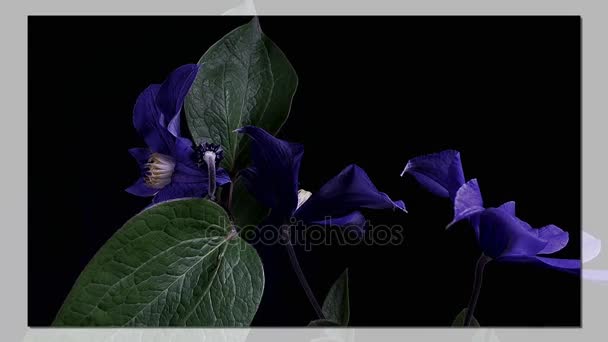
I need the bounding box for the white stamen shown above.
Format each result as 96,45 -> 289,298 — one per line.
297,189 -> 313,209
203,151 -> 217,200
144,153 -> 176,189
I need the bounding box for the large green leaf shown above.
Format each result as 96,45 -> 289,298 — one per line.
185,17 -> 298,173
53,199 -> 264,326
321,269 -> 350,326
451,308 -> 480,327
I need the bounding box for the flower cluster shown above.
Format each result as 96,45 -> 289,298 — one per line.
125,66 -> 583,276
123,63 -> 590,327
403,150 -> 580,272
126,65 -> 230,203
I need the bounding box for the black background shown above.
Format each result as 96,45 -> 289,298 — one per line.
28,16 -> 580,326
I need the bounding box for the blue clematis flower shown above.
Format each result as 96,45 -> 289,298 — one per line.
235,126 -> 406,232
402,150 -> 580,271
126,64 -> 230,203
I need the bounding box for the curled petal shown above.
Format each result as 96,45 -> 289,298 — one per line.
498,201 -> 516,216
237,126 -> 303,219
535,256 -> 581,270
536,225 -> 569,255
295,164 -> 406,224
308,211 -> 368,237
478,208 -> 548,259
156,64 -> 199,137
447,178 -> 484,230
401,150 -> 465,200
132,64 -> 198,154
497,201 -> 570,255
133,85 -> 175,155
497,255 -> 580,274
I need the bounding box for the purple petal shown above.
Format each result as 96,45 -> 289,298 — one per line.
477,207 -> 548,259
156,64 -> 199,137
133,84 -> 175,155
535,256 -> 581,269
582,231 -> 602,263
217,168 -> 232,186
308,210 -> 366,226
172,162 -> 207,184
497,255 -> 580,275
446,178 -> 484,229
237,126 -> 303,219
498,201 -> 516,216
153,182 -> 206,203
401,150 -> 465,200
536,225 -> 569,255
126,178 -> 158,197
583,269 -> 608,283
171,136 -> 198,166
309,211 -> 367,239
498,204 -> 570,255
295,164 -> 406,224
128,147 -> 151,168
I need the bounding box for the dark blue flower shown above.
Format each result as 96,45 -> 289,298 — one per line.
236,126 -> 406,232
126,64 -> 230,203
402,150 -> 580,271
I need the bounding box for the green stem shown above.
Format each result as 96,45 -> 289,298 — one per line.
282,225 -> 325,319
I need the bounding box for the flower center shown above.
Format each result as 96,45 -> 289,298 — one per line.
195,142 -> 224,167
297,189 -> 313,209
144,153 -> 175,189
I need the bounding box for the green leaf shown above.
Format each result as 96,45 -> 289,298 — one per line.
321,269 -> 350,326
230,176 -> 269,229
185,17 -> 298,173
308,319 -> 341,326
451,308 -> 480,327
53,199 -> 264,327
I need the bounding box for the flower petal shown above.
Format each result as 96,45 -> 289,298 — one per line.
446,178 -> 484,229
172,162 -> 207,184
295,164 -> 406,224
499,203 -> 570,255
153,182 -> 206,203
217,168 -> 232,186
237,126 -> 303,219
496,255 -> 580,274
497,201 -> 516,216
156,64 -> 199,137
401,150 -> 465,200
308,211 -> 368,239
536,225 -> 569,255
477,207 -> 548,259
535,256 -> 581,269
133,84 -> 175,155
582,231 -> 602,263
125,178 -> 158,197
128,147 -> 151,168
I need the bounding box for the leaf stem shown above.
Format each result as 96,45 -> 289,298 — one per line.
464,254 -> 491,326
281,225 -> 325,320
